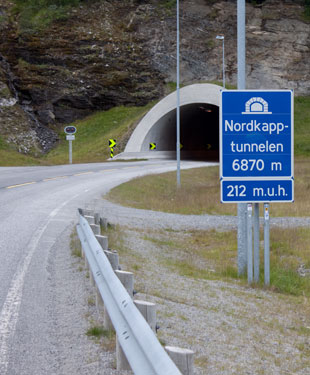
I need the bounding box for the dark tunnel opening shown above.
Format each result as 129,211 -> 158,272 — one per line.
143,103 -> 219,161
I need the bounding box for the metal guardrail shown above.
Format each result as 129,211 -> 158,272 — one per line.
77,213 -> 182,375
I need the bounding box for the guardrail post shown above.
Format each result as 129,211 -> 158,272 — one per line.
100,217 -> 108,231
115,270 -> 135,371
116,339 -> 132,371
84,215 -> 95,225
165,346 -> 194,375
102,251 -> 119,332
104,250 -> 119,271
89,268 -> 95,287
134,300 -> 157,333
83,208 -> 95,217
84,255 -> 95,287
84,255 -> 89,269
95,285 -> 104,312
94,212 -> 100,225
115,270 -> 134,296
90,224 -> 100,236
103,307 -> 114,331
95,235 -> 108,250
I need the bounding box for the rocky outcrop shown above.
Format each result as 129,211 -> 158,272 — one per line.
138,0 -> 310,93
0,0 -> 309,155
0,54 -> 58,155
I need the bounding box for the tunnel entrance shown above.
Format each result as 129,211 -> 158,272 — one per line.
141,103 -> 219,161
122,83 -> 222,161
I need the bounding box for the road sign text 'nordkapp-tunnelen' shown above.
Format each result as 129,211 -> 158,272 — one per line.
220,90 -> 294,203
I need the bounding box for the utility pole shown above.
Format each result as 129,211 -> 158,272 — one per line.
176,0 -> 181,187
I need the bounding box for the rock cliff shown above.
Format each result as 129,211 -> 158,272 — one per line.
0,0 -> 309,155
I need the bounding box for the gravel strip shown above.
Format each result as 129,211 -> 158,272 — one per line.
51,225 -> 131,375
100,199 -> 310,231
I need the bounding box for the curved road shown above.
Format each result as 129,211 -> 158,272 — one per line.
0,159 -> 209,375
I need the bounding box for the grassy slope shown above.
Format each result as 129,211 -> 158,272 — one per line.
0,136 -> 46,166
295,96 -> 310,156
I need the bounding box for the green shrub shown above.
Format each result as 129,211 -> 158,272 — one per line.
13,0 -> 81,32
304,0 -> 310,20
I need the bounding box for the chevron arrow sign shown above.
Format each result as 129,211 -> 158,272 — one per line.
109,139 -> 116,148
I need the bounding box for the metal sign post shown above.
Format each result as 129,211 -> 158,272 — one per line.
264,203 -> 270,285
253,202 -> 260,282
69,138 -> 73,164
247,204 -> 253,284
237,0 -> 247,276
64,126 -> 76,164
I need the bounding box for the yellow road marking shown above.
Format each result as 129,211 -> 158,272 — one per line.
74,172 -> 93,176
123,166 -> 138,170
6,182 -> 36,189
43,176 -> 68,182
101,169 -> 117,172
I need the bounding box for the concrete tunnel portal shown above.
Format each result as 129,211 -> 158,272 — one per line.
118,83 -> 222,160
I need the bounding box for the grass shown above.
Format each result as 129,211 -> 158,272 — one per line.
295,96 -> 310,156
70,231 -> 82,258
86,325 -> 113,339
0,134 -> 48,166
0,149 -> 44,166
105,221 -> 310,297
106,157 -> 310,217
303,0 -> 310,21
144,226 -> 310,297
12,0 -> 80,33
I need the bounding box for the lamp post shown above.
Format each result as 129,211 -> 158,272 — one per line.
176,0 -> 181,187
216,35 -> 225,88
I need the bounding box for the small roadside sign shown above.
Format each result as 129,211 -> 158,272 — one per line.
109,139 -> 116,158
66,135 -> 75,141
150,143 -> 156,150
64,126 -> 77,135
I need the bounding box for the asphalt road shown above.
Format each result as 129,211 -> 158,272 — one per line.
0,159 -> 209,374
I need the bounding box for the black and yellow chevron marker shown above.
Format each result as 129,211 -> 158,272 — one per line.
149,143 -> 156,150
180,143 -> 183,149
207,144 -> 212,150
109,139 -> 116,148
110,148 -> 114,158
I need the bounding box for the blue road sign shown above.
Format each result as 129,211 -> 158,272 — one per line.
221,179 -> 294,203
220,90 -> 294,203
220,90 -> 293,179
